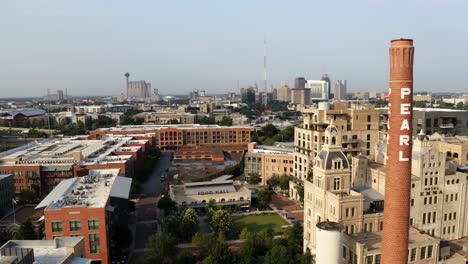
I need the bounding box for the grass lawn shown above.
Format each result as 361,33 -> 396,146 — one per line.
233,213 -> 289,234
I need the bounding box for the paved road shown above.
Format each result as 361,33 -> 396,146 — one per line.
142,151 -> 172,197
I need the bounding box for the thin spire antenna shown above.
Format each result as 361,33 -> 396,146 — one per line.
263,37 -> 267,92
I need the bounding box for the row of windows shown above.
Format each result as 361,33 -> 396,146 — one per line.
424,176 -> 438,186
51,219 -> 99,232
422,212 -> 436,225
444,212 -> 457,221
443,225 -> 456,235
445,193 -> 458,202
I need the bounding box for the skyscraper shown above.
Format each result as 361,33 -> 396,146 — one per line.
321,74 -> 331,99
306,80 -> 328,101
381,39 -> 415,264
334,80 -> 347,100
294,77 -> 306,89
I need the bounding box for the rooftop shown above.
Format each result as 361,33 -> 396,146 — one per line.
36,169 -> 131,210
96,124 -> 251,132
0,136 -> 135,167
351,227 -> 439,252
0,174 -> 12,181
0,237 -> 91,264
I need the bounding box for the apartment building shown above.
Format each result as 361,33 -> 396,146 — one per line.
243,142 -> 294,185
90,124 -> 251,150
0,136 -> 146,194
290,102 -> 380,200
135,111 -> 196,125
380,108 -> 468,137
36,169 -> 132,264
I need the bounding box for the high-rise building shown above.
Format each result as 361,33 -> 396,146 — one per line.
334,80 -> 347,100
57,90 -> 64,101
240,87 -> 256,105
381,38 -> 415,264
321,74 -> 331,99
290,102 -> 380,200
127,80 -> 151,99
306,80 -> 328,101
294,77 -> 306,89
277,84 -> 290,101
290,88 -> 310,105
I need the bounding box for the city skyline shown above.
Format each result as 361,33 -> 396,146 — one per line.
1,0 -> 468,97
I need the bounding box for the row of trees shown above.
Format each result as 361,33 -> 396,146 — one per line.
252,125 -> 294,146
145,223 -> 311,264
198,116 -> 233,126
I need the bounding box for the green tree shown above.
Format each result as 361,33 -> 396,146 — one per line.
279,174 -> 290,190
158,196 -> 176,214
218,116 -> 233,126
264,244 -> 289,264
257,189 -> 272,210
199,116 -> 216,125
209,209 -> 232,234
202,238 -> 235,264
295,184 -> 304,203
247,172 -> 261,185
268,174 -> 280,187
181,208 -> 198,239
280,126 -> 295,141
144,233 -> 178,264
18,190 -> 39,205
13,219 -> 35,240
239,227 -> 251,240
175,250 -> 195,264
456,102 -> 465,110
262,124 -> 279,138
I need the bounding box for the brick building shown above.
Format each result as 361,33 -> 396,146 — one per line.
0,136 -> 148,195
36,169 -> 132,264
89,124 -> 251,150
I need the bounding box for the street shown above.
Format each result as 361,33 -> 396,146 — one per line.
142,151 -> 172,197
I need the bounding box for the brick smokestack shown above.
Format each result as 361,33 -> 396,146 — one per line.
381,39 -> 414,264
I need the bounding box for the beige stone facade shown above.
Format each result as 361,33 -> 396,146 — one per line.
243,143 -> 294,185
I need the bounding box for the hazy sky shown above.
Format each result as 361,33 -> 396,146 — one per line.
1,0 -> 467,97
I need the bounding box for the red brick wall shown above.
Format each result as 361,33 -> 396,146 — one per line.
44,205 -> 109,264
381,39 -> 414,264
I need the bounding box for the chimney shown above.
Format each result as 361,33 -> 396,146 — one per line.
381,39 -> 414,264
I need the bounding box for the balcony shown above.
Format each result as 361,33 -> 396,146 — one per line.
342,138 -> 360,144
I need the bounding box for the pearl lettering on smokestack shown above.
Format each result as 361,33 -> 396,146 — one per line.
381,39 -> 414,264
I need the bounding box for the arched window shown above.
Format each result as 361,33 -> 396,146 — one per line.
453,153 -> 459,158
221,198 -> 226,202
447,151 -> 452,158
332,137 -> 336,145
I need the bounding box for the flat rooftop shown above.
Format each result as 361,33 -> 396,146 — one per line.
0,136 -> 135,167
351,227 -> 439,252
96,124 -> 251,132
36,169 -> 131,210
0,237 -> 91,264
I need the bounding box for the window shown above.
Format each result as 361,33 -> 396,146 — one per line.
69,220 -> 81,231
89,234 -> 101,253
333,177 -> 341,190
427,245 -> 433,258
367,256 -> 373,264
343,246 -> 347,259
410,248 -> 417,261
375,254 -> 381,264
420,246 -> 426,259
51,221 -> 63,232
88,219 -> 99,230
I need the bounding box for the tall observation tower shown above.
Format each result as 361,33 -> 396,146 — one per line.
124,72 -> 130,99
